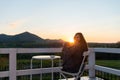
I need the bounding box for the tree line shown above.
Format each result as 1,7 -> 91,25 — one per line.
0,41 -> 120,48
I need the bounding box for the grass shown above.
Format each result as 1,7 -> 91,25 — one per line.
96,60 -> 120,69
17,59 -> 60,70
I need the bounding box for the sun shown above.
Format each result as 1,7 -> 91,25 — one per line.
69,38 -> 74,43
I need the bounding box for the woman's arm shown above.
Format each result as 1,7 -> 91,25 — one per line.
61,42 -> 71,59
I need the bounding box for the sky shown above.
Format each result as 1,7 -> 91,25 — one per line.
0,0 -> 120,43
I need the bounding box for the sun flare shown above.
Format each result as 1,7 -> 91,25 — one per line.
69,38 -> 74,43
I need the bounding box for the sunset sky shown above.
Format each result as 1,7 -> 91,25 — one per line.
0,0 -> 120,43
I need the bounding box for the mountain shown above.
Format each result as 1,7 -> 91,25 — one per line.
0,34 -> 12,42
0,32 -> 45,43
0,32 -> 64,48
12,32 -> 45,43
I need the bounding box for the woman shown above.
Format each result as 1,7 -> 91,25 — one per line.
61,32 -> 88,73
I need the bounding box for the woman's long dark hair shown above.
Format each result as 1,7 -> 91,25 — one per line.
74,32 -> 88,51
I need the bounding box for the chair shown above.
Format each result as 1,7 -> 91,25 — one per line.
59,51 -> 89,80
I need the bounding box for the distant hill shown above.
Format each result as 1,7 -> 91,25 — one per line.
12,32 -> 45,43
0,32 -> 64,48
0,32 -> 45,43
0,34 -> 12,42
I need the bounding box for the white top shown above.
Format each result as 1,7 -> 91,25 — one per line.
32,55 -> 60,60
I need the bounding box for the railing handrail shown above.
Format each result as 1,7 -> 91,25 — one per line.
93,48 -> 120,54
0,48 -> 62,54
0,48 -> 120,54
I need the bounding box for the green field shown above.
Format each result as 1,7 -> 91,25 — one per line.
96,60 -> 120,69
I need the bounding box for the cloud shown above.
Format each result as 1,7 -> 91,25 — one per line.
9,20 -> 25,29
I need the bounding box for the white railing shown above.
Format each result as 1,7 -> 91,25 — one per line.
93,48 -> 120,76
0,48 -> 120,80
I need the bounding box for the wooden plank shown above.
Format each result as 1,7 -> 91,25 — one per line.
95,65 -> 120,76
93,48 -> 120,54
17,67 -> 60,76
0,71 -> 9,77
17,48 -> 62,53
88,48 -> 95,78
9,49 -> 17,80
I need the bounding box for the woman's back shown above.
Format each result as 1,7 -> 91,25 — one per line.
61,43 -> 84,73
61,33 -> 88,73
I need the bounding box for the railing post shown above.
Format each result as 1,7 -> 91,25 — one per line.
9,48 -> 17,80
88,48 -> 95,80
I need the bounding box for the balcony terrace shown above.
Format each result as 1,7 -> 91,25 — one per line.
0,48 -> 120,80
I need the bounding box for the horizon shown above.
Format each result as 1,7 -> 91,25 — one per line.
0,0 -> 120,43
0,31 -> 119,43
